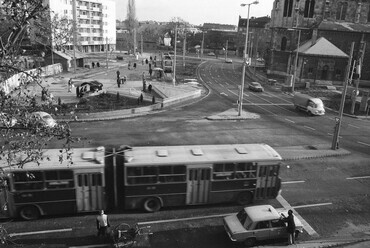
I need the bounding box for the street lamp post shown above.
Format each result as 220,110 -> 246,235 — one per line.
238,1 -> 259,116
173,24 -> 177,86
292,29 -> 301,92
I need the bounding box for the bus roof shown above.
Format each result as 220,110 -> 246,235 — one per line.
124,144 -> 282,166
1,147 -> 105,171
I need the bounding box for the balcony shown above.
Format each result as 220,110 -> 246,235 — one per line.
79,5 -> 87,10
92,16 -> 102,20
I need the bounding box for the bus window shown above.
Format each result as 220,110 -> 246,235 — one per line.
13,171 -> 44,191
45,170 -> 74,189
213,163 -> 235,180
158,165 -> 186,183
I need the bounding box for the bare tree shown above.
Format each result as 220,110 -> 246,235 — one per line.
125,0 -> 138,53
0,0 -> 76,173
33,12 -> 75,52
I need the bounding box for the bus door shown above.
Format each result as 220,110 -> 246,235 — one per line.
186,165 -> 211,205
255,163 -> 280,199
75,173 -> 104,212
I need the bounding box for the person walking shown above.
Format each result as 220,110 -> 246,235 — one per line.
283,209 -> 296,245
117,76 -> 121,88
96,210 -> 110,238
68,78 -> 72,93
116,70 -> 120,79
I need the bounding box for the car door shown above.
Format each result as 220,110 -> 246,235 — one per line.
252,221 -> 271,240
270,218 -> 287,239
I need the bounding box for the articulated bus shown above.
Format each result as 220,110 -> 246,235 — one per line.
0,144 -> 282,220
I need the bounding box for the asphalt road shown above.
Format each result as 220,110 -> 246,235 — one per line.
4,58 -> 370,247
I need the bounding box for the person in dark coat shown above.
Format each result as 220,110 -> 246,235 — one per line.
283,209 -> 296,245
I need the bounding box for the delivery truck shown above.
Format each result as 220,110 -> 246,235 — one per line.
293,93 -> 325,116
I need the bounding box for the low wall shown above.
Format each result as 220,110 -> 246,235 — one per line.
1,63 -> 63,94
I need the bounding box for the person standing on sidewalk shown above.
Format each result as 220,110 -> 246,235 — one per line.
283,210 -> 296,245
96,210 -> 110,238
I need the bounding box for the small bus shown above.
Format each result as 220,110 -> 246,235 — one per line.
0,147 -> 105,220
120,143 -> 282,212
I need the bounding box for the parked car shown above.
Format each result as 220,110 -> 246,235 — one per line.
248,82 -> 264,92
208,52 -> 215,56
29,112 -> 57,128
257,58 -> 265,63
223,205 -> 303,247
0,112 -> 17,127
225,58 -> 233,63
79,80 -> 103,97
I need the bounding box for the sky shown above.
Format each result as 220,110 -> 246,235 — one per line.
113,0 -> 273,26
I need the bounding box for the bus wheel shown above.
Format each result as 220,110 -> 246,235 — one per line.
20,205 -> 40,220
143,197 -> 161,212
236,192 -> 253,205
244,237 -> 256,247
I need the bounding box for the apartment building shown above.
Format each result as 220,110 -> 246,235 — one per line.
45,0 -> 116,53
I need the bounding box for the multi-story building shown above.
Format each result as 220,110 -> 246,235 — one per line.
269,0 -> 370,86
45,0 -> 116,53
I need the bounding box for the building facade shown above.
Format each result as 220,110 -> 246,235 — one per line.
45,0 -> 116,53
269,0 -> 370,86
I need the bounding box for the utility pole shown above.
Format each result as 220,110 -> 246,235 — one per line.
141,33 -> 143,55
183,32 -> 186,68
72,0 -> 77,74
173,24 -> 177,86
225,40 -> 228,61
351,40 -> 366,114
201,31 -> 205,61
106,37 -> 108,70
331,42 -> 355,150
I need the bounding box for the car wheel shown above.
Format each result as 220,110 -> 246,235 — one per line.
236,191 -> 253,205
143,197 -> 161,212
19,205 -> 40,220
244,237 -> 256,247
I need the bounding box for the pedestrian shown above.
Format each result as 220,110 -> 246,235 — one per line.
92,62 -> 95,68
140,93 -> 143,103
68,78 -> 72,93
149,68 -> 153,78
97,62 -> 100,67
133,62 -> 137,70
128,61 -> 131,70
150,56 -> 152,62
152,95 -> 155,104
142,59 -> 144,65
116,70 -> 120,79
142,78 -> 146,92
283,209 -> 296,245
142,72 -> 145,81
148,83 -> 152,93
145,58 -> 148,64
122,75 -> 127,84
76,86 -> 80,98
117,76 -> 121,88
96,210 -> 110,238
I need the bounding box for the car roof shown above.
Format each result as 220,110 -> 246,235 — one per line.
32,111 -> 50,116
251,82 -> 261,85
244,205 -> 280,222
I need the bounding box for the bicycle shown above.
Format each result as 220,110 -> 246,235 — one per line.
111,223 -> 152,248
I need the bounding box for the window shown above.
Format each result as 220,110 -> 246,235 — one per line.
304,0 -> 315,18
45,170 -> 74,189
255,221 -> 270,229
127,165 -> 186,185
271,219 -> 286,228
283,0 -> 294,17
336,2 -> 347,20
13,171 -> 44,191
281,37 -> 287,51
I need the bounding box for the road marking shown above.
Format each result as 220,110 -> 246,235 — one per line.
285,118 -> 295,123
242,103 -> 293,106
304,125 -> 315,131
220,92 -> 228,96
10,228 -> 72,237
282,180 -> 305,184
348,124 -> 360,129
346,175 -> 370,180
69,245 -> 108,248
293,202 -> 332,209
139,213 -> 228,225
357,141 -> 370,147
276,195 -> 319,237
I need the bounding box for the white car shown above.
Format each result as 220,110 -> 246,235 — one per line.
248,82 -> 264,92
0,112 -> 17,127
225,58 -> 233,63
29,111 -> 57,128
223,205 -> 303,247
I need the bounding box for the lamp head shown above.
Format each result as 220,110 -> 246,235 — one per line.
241,1 -> 259,6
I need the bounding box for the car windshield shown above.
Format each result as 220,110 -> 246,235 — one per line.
252,83 -> 260,86
236,209 -> 253,230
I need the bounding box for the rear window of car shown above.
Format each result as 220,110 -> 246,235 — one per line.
237,209 -> 253,230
